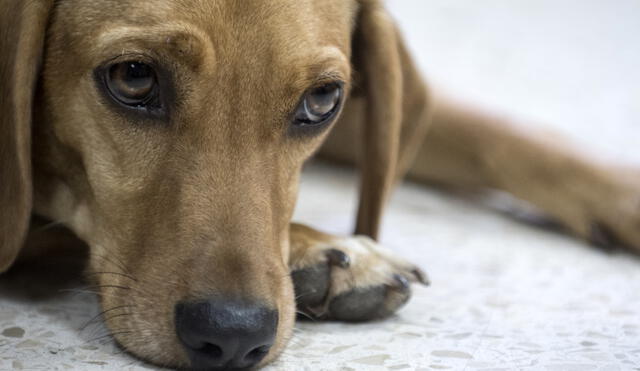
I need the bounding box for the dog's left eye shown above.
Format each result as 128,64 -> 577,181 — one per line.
293,83 -> 343,126
105,62 -> 159,108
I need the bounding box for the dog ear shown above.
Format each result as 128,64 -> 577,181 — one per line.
0,1 -> 53,272
350,0 -> 404,240
350,1 -> 432,240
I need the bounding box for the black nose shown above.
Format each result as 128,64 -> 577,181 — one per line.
175,299 -> 278,370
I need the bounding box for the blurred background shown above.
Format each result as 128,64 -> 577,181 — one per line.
1,1 -> 639,370
290,1 -> 640,369
388,0 -> 640,164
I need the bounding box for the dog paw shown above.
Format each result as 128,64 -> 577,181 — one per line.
587,177 -> 640,253
290,234 -> 428,322
567,168 -> 640,253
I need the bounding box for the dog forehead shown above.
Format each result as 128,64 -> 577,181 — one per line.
187,0 -> 359,67
54,0 -> 358,93
57,0 -> 358,51
185,0 -> 358,38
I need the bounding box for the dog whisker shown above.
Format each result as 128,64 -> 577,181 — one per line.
107,253 -> 133,276
85,322 -> 110,340
83,312 -> 134,341
83,284 -> 132,291
59,288 -> 103,297
101,312 -> 134,326
91,251 -> 132,276
85,271 -> 138,282
59,286 -> 133,299
79,304 -> 136,331
293,292 -> 309,300
85,330 -> 133,344
295,310 -> 316,322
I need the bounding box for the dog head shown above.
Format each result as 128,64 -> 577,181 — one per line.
0,0 -> 405,368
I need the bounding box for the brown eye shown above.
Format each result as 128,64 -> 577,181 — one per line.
106,62 -> 158,107
294,82 -> 343,126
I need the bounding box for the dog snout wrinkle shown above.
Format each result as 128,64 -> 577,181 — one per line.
175,300 -> 278,370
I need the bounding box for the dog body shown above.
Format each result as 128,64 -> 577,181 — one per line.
1,0 -> 639,369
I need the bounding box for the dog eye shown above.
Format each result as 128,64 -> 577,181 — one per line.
105,62 -> 158,108
293,83 -> 343,126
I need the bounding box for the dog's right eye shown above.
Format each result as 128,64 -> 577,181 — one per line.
105,62 -> 160,109
293,82 -> 343,127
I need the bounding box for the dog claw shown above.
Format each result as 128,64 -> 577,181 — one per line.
589,223 -> 618,252
326,248 -> 350,268
411,268 -> 430,286
389,274 -> 409,291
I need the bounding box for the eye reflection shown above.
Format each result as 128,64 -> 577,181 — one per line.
294,83 -> 343,126
105,61 -> 158,107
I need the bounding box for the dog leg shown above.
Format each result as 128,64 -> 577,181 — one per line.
288,223 -> 428,321
410,97 -> 640,251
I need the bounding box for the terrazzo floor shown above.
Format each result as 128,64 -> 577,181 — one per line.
2,1 -> 640,370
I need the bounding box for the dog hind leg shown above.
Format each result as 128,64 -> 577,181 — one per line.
408,97 -> 640,252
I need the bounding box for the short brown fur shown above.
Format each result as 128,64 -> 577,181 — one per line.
1,0 -> 639,369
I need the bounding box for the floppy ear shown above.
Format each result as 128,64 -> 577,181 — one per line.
350,0 -> 432,240
351,0 -> 404,239
0,1 -> 53,272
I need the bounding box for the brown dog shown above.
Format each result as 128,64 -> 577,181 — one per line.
1,0 -> 639,370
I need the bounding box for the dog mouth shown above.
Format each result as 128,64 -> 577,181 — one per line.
82,227 -> 296,370
97,293 -> 285,371
87,259 -> 293,370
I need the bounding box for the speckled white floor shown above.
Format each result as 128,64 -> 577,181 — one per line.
2,1 -> 640,370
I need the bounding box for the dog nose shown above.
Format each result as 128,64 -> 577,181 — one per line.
175,300 -> 278,370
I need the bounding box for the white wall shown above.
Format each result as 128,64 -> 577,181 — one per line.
386,0 -> 640,164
